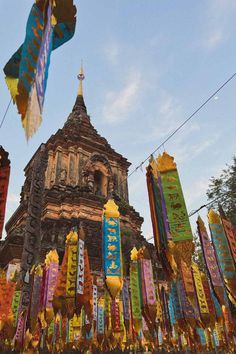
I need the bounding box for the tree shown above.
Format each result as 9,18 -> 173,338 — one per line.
192,231 -> 205,271
207,156 -> 236,225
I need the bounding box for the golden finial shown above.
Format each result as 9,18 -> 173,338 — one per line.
156,152 -> 176,172
197,216 -> 207,233
77,62 -> 85,96
103,199 -> 120,218
208,209 -> 221,225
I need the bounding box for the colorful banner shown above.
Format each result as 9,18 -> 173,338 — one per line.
97,302 -> 105,335
24,3 -> 53,139
192,262 -> 209,315
103,199 -> 122,299
177,279 -> 195,323
156,153 -> 192,242
160,169 -> 192,242
121,277 -> 131,329
66,231 -> 78,317
221,217 -> 236,266
29,265 -> 43,331
170,281 -> 183,322
76,238 -> 84,296
35,3 -> 53,113
197,217 -> 223,288
103,216 -> 121,276
0,147 -> 10,239
141,258 -> 157,323
130,260 -> 142,333
180,260 -> 195,300
208,209 -> 236,279
146,163 -> 168,253
4,0 -> 77,138
208,210 -> 236,297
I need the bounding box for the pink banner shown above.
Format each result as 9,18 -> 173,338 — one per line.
197,217 -> 223,287
141,259 -> 156,306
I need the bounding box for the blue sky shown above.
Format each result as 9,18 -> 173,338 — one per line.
1,0 -> 236,239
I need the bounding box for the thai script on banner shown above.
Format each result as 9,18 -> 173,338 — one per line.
76,239 -> 84,295
209,210 -> 236,280
192,263 -> 209,314
160,169 -> 192,242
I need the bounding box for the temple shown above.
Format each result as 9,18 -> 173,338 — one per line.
0,68 -> 153,270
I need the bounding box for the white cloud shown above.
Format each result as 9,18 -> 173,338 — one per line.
102,69 -> 142,124
173,134 -> 220,165
203,30 -> 224,49
201,0 -> 236,50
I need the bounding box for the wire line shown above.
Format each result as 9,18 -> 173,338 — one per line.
0,98 -> 12,129
124,71 -> 236,182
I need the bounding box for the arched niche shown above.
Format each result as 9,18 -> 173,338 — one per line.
83,153 -> 113,197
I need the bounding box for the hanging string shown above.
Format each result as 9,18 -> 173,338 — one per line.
0,98 -> 12,129
121,71 -> 236,185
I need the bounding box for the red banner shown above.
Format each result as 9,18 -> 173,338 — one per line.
0,147 -> 10,239
221,218 -> 236,265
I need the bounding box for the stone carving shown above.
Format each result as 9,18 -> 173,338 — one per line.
20,144 -> 48,310
59,168 -> 67,185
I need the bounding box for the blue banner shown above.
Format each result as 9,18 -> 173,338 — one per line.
103,217 -> 121,276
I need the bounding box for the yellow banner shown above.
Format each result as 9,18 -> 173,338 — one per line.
192,262 -> 209,314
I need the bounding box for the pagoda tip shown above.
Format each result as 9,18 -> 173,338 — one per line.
77,61 -> 85,96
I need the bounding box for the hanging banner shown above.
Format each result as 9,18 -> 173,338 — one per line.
111,299 -> 121,333
180,260 -> 195,301
0,147 -> 10,239
97,301 -> 105,335
168,293 -> 176,325
211,289 -> 223,320
156,153 -> 193,242
122,277 -> 130,324
103,199 -> 122,299
196,327 -> 206,346
93,285 -> 98,323
141,258 -> 157,324
177,279 -> 195,325
83,248 -> 93,322
197,216 -> 224,304
201,273 -> 216,326
76,226 -> 85,311
4,0 -> 77,139
12,289 -> 21,326
0,275 -> 16,324
146,162 -> 168,253
53,247 -> 68,312
29,265 -> 43,331
170,281 -> 183,322
221,217 -> 236,266
192,262 -> 209,315
130,257 -> 142,334
66,230 -> 78,318
44,250 -> 59,323
24,3 -> 53,139
208,209 -> 236,299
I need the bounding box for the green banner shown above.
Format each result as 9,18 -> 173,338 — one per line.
161,170 -> 192,242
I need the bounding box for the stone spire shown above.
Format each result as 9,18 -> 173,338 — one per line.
72,63 -> 87,114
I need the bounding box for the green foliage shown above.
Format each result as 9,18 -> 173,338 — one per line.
207,156 -> 236,224
192,231 -> 205,271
